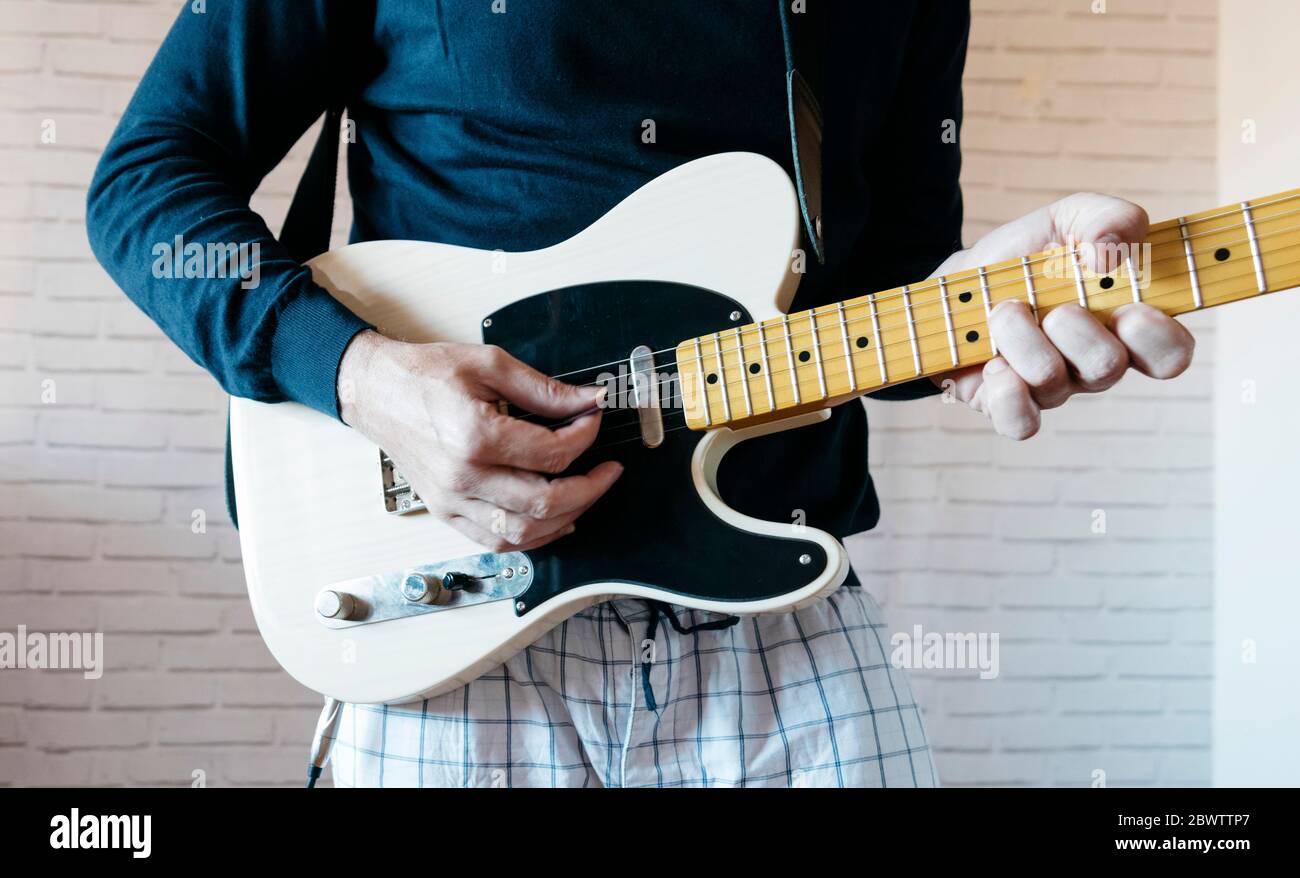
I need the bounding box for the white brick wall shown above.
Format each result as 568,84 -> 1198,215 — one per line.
0,0 -> 1215,787
852,0 -> 1217,786
0,0 -> 350,788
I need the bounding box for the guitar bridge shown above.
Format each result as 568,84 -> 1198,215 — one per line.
380,450 -> 425,515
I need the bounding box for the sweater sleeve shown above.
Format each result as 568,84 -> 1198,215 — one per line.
864,0 -> 970,403
86,0 -> 370,419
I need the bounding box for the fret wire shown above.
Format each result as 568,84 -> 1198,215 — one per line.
756,320 -> 776,411
1071,244 -> 1088,308
1021,256 -> 1039,319
692,337 -> 711,427
808,310 -> 828,400
733,327 -> 752,418
938,276 -> 959,367
1126,254 -> 1141,304
1179,217 -> 1204,309
900,284 -> 922,376
1242,201 -> 1267,294
868,293 -> 888,383
836,301 -> 857,392
781,315 -> 801,406
711,332 -> 731,423
978,266 -> 997,356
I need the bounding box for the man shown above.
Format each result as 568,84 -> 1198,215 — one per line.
87,1 -> 1193,787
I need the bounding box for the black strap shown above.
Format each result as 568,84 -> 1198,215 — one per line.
779,0 -> 825,264
280,0 -> 358,261
280,104 -> 346,264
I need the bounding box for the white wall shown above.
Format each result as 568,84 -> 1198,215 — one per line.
1212,0 -> 1300,787
0,1 -> 349,786
855,0 -> 1219,787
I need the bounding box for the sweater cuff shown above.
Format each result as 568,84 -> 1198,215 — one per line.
270,285 -> 371,420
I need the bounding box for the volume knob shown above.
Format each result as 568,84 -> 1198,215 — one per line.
315,589 -> 356,620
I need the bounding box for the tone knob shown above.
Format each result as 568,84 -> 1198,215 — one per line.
315,589 -> 356,620
401,572 -> 443,605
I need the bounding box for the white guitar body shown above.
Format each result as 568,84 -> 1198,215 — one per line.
231,152 -> 850,705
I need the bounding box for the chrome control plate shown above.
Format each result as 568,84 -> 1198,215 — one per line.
315,551 -> 532,629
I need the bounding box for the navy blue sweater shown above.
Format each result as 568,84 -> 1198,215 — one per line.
87,0 -> 968,539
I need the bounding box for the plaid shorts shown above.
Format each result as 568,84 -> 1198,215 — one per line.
329,582 -> 937,787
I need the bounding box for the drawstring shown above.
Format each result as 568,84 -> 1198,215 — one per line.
634,600 -> 740,712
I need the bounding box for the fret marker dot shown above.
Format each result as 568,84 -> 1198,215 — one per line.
1099,276 -> 1114,290
798,351 -> 811,362
706,373 -> 718,385
748,363 -> 760,374
965,330 -> 979,343
959,291 -> 972,303
855,336 -> 869,348
1215,247 -> 1231,262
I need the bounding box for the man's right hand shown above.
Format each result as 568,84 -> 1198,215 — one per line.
337,329 -> 623,552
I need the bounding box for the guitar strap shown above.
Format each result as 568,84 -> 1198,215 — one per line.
778,0 -> 826,265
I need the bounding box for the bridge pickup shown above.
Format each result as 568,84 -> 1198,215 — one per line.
380,450 -> 425,515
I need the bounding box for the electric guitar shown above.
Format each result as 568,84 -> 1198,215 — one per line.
231,152 -> 1300,704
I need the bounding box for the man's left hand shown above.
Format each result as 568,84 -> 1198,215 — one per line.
931,192 -> 1196,440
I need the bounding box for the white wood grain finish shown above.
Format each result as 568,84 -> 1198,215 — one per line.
230,153 -> 846,704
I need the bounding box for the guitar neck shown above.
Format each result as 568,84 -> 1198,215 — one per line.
676,188 -> 1300,431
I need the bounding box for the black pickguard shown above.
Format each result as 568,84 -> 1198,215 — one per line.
481,280 -> 829,615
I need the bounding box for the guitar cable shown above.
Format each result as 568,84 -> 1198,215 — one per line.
307,697 -> 342,788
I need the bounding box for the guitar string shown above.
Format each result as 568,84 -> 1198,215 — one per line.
687,229 -> 1296,396
591,243 -> 1292,452
533,212 -> 1300,416
541,196 -> 1300,384
510,224 -> 1296,429
525,217 -> 1290,423
583,244 -> 1299,441
543,237 -> 1290,441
